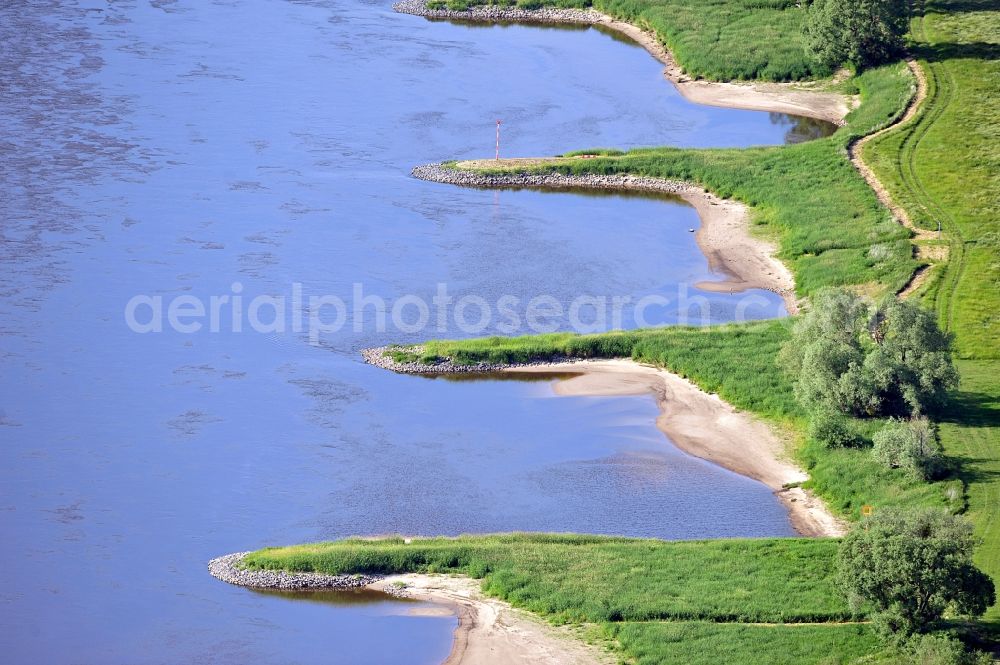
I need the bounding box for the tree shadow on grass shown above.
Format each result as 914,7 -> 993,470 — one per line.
947,454 -> 1000,485
912,40 -> 1000,63
937,389 -> 1000,427
926,0 -> 1000,14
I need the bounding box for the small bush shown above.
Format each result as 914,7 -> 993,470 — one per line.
895,633 -> 994,665
872,418 -> 943,480
808,409 -> 862,448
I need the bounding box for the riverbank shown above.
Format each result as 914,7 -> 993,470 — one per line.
208,552 -> 605,663
372,574 -> 611,665
393,0 -> 854,124
413,163 -> 799,312
363,347 -> 844,537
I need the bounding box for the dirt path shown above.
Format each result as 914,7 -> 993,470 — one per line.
848,59 -> 933,240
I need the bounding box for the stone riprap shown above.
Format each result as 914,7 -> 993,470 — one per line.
411,163 -> 696,197
362,345 -> 579,374
208,552 -> 381,590
393,0 -> 605,25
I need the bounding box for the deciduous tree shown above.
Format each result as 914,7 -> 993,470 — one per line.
836,509 -> 995,635
805,0 -> 909,69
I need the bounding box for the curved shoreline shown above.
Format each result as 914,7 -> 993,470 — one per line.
363,349 -> 845,537
413,163 -> 799,312
393,0 -> 854,125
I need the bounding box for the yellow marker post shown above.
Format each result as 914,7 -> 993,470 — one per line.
861,505 -> 873,517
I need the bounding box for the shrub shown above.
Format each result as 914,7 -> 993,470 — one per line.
872,418 -> 943,480
894,634 -> 994,665
808,409 -> 862,448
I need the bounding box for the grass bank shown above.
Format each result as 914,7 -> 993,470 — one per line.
246,535 -> 849,623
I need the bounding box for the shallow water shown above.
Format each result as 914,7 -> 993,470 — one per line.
0,1 -> 808,662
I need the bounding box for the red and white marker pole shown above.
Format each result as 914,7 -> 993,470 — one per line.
495,119 -> 501,161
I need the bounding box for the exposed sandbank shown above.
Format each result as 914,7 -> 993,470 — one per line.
393,0 -> 854,125
506,359 -> 845,537
412,163 -> 799,313
370,573 -> 611,665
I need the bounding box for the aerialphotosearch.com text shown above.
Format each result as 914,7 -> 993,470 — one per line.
123,281 -> 776,343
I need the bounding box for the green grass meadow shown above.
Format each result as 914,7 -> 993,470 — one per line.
603,621 -> 881,665
861,0 -> 1000,623
246,535 -> 850,623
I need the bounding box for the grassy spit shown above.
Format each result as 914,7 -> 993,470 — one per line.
246,535 -> 880,664
250,0 -> 1000,659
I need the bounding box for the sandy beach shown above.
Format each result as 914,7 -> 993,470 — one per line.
505,359 -> 845,537
370,573 -> 612,665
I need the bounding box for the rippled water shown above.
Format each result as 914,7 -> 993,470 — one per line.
0,1 -> 813,662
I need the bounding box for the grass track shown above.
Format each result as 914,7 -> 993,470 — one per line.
851,0 -> 1000,628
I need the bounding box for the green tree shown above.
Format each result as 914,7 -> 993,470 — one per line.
804,0 -> 909,70
868,297 -> 958,414
780,288 -> 868,411
836,508 -> 995,635
781,290 -> 958,417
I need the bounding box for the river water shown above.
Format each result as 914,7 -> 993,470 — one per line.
0,1 -> 828,663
